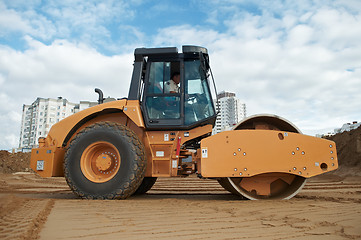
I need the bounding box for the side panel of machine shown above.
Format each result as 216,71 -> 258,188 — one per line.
200,130 -> 338,178
143,124 -> 213,177
30,146 -> 65,177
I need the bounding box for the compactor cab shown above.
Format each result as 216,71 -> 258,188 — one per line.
30,45 -> 339,200
129,46 -> 216,130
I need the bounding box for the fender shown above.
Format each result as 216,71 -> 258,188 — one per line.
200,129 -> 338,178
39,99 -> 144,148
30,100 -> 144,177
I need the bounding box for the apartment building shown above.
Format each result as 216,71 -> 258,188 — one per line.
19,97 -> 96,149
213,91 -> 246,134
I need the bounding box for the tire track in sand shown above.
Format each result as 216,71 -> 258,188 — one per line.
0,196 -> 54,240
38,176 -> 361,240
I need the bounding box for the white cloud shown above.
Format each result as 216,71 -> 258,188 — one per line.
286,24 -> 314,46
0,1 -> 136,52
0,38 -> 134,150
0,2 -> 56,40
153,25 -> 221,48
2,37 -> 133,98
0,2 -> 32,35
0,73 -> 5,86
310,8 -> 361,49
205,10 -> 219,25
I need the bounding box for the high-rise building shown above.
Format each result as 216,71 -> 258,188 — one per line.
213,91 -> 246,134
19,97 -> 97,149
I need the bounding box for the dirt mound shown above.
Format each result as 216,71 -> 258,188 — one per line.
0,151 -> 31,174
326,125 -> 361,176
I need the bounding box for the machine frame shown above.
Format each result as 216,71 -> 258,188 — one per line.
30,46 -> 338,200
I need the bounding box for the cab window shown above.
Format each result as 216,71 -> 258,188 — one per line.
184,60 -> 215,125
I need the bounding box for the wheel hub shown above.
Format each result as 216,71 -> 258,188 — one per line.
95,154 -> 111,171
95,152 -> 118,172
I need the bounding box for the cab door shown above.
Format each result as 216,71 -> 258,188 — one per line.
143,59 -> 183,128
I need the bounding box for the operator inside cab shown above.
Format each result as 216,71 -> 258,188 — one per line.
164,72 -> 180,93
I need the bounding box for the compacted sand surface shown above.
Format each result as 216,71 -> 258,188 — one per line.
0,173 -> 360,240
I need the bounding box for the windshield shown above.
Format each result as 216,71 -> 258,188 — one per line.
184,60 -> 215,125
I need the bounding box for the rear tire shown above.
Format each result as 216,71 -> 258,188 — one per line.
64,121 -> 146,199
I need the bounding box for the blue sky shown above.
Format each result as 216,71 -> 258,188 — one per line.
1,0 -> 361,150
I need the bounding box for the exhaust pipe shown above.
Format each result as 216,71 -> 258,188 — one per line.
95,88 -> 104,104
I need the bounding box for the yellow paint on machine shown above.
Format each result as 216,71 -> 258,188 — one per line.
200,130 -> 338,178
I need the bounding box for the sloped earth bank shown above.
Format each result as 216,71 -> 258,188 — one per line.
0,126 -> 360,240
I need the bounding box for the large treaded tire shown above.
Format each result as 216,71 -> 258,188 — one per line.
134,177 -> 157,195
64,121 -> 146,199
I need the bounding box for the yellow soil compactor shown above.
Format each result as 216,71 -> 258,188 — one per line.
30,46 -> 338,200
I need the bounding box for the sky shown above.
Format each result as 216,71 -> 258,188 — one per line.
0,0 -> 360,150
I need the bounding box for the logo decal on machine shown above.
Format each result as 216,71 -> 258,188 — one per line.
156,151 -> 165,157
36,160 -> 44,171
164,133 -> 169,141
202,148 -> 208,158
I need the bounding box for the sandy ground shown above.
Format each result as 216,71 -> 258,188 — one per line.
0,173 -> 360,240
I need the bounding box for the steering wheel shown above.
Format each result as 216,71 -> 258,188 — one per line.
186,93 -> 201,103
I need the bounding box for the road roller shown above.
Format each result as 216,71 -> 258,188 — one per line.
30,46 -> 338,200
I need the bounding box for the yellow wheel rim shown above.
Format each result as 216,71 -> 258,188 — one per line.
80,141 -> 121,183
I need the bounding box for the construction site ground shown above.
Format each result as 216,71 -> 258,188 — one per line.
1,126 -> 360,239
0,173 -> 360,240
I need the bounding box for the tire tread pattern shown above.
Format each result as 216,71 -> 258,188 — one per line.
64,121 -> 146,200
